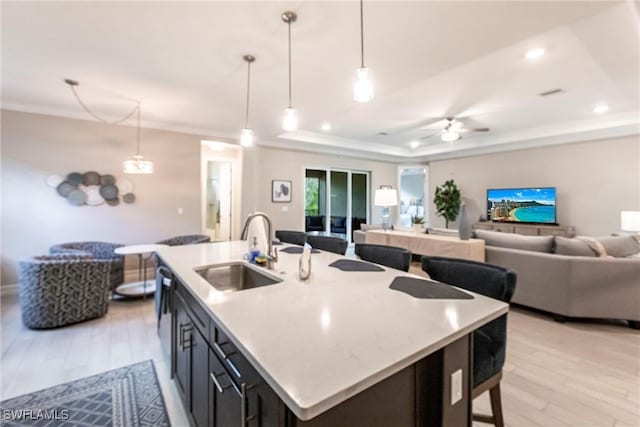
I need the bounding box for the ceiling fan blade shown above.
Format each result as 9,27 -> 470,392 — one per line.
459,127 -> 490,133
420,131 -> 442,140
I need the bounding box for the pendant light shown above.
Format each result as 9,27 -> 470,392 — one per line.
64,79 -> 153,174
354,0 -> 374,102
281,11 -> 298,132
240,55 -> 256,147
122,104 -> 153,174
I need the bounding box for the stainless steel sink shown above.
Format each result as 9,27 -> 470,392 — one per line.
195,262 -> 282,292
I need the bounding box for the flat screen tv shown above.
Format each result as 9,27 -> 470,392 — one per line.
487,187 -> 557,224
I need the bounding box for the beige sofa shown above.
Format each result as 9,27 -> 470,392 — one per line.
475,230 -> 640,328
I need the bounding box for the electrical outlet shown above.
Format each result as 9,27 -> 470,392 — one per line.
451,369 -> 463,405
177,207 -> 183,215
281,206 -> 288,213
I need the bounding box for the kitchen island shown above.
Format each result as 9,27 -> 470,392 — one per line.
157,241 -> 508,427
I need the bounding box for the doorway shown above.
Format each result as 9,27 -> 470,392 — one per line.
398,166 -> 428,228
304,168 -> 370,242
205,161 -> 232,241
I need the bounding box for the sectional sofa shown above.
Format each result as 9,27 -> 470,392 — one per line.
474,230 -> 640,328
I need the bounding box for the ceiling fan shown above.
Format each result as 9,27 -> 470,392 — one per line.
422,117 -> 489,142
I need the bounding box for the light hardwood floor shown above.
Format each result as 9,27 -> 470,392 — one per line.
1,293 -> 638,427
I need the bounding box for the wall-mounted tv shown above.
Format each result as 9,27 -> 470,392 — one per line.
487,187 -> 557,224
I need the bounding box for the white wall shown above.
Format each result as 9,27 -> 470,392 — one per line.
428,135 -> 640,235
1,110 -> 205,285
241,146 -> 398,232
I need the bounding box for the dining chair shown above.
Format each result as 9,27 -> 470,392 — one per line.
354,243 -> 411,272
421,256 -> 516,427
306,235 -> 348,255
275,230 -> 307,246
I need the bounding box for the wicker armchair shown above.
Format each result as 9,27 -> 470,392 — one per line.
156,234 -> 211,246
19,255 -> 112,329
50,241 -> 124,290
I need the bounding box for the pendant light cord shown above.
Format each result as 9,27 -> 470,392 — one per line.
287,19 -> 293,108
67,80 -> 138,125
136,103 -> 141,156
245,60 -> 252,128
360,0 -> 365,68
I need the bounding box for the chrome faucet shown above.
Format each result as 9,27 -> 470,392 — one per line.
240,212 -> 278,269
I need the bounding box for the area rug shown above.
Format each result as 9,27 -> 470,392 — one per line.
0,360 -> 170,426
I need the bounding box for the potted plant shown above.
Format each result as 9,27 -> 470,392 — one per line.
433,179 -> 461,229
411,216 -> 425,233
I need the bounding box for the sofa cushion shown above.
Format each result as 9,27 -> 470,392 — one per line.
475,229 -> 554,253
594,235 -> 640,258
334,217 -> 346,228
554,236 -> 597,257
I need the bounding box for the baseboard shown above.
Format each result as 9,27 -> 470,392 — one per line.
0,284 -> 19,296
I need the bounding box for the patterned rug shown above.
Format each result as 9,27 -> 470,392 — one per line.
0,360 -> 170,426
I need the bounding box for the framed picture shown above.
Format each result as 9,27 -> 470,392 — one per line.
272,180 -> 292,203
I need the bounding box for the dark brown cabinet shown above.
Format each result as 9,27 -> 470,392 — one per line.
169,277 -> 471,427
172,280 -> 284,427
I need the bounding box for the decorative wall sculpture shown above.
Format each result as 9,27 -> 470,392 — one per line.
48,171 -> 136,207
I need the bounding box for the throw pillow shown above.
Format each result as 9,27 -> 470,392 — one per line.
575,236 -> 609,257
594,235 -> 640,258
554,236 -> 597,257
474,229 -> 554,253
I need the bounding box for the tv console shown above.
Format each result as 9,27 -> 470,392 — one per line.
472,222 -> 575,237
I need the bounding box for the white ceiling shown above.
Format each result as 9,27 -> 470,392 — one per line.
2,1 -> 639,162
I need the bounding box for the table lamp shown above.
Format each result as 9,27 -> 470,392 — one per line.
621,210 -> 640,233
375,188 -> 398,231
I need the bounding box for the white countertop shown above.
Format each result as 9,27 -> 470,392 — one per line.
157,241 -> 508,421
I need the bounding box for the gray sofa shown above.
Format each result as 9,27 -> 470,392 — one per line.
475,230 -> 640,328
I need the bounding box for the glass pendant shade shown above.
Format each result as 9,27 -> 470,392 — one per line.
353,67 -> 374,102
240,128 -> 254,147
441,131 -> 460,142
282,107 -> 298,132
123,155 -> 153,174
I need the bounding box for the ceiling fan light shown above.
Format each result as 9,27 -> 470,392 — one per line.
353,67 -> 374,102
282,107 -> 298,132
240,128 -> 254,147
441,131 -> 460,142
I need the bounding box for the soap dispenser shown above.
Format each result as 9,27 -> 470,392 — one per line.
249,236 -> 260,263
299,243 -> 312,280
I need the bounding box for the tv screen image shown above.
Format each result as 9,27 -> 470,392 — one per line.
487,187 -> 556,224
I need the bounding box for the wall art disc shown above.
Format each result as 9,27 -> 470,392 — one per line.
100,184 -> 119,200
100,174 -> 116,186
83,171 -> 101,186
85,186 -> 105,206
66,172 -> 84,185
67,189 -> 87,206
56,181 -> 77,197
122,193 -> 136,204
46,175 -> 63,188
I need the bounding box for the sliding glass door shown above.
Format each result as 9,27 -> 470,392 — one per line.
304,168 -> 370,243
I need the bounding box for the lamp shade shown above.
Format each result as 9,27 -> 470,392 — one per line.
621,210 -> 640,232
375,188 -> 398,207
123,155 -> 153,174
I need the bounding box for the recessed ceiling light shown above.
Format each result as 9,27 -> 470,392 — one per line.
321,122 -> 331,132
409,140 -> 420,149
593,104 -> 609,114
525,48 -> 545,60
